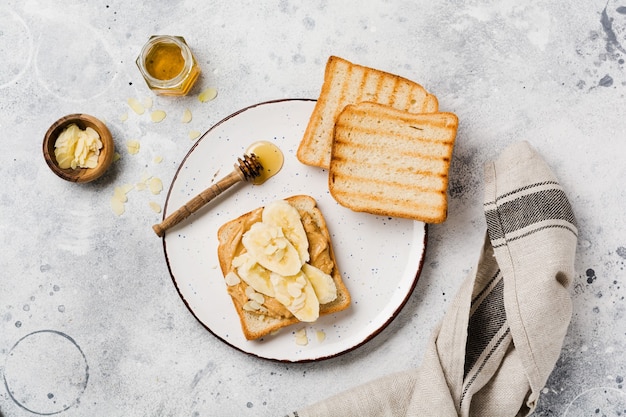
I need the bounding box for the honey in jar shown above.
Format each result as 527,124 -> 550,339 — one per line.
136,35 -> 200,96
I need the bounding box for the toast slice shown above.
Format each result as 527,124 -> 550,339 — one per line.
329,102 -> 458,223
297,56 -> 439,169
217,195 -> 350,340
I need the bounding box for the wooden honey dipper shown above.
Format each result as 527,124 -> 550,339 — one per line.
152,153 -> 263,237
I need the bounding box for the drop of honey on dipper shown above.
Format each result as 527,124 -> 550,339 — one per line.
246,141 -> 284,185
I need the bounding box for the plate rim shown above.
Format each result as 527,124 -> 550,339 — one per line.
160,98 -> 428,363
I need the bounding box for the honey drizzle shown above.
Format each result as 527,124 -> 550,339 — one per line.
246,141 -> 284,185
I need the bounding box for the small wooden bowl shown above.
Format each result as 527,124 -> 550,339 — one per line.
43,114 -> 115,183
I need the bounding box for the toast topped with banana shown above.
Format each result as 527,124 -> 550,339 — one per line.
217,195 -> 351,340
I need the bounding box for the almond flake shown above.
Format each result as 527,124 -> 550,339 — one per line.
198,87 -> 218,103
148,177 -> 163,195
113,186 -> 129,203
316,330 -> 326,343
225,272 -> 241,286
126,140 -> 140,155
287,281 -> 304,297
294,328 -> 308,346
243,300 -> 262,311
296,275 -> 307,286
150,110 -> 166,123
127,98 -> 145,115
181,108 -> 192,123
110,197 -> 125,216
245,286 -> 256,298
249,292 -> 265,305
149,201 -> 161,213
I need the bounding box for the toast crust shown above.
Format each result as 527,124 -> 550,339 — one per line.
328,102 -> 458,223
217,195 -> 350,340
297,56 -> 438,169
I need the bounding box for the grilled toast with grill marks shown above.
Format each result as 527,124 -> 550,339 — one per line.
297,56 -> 439,169
328,102 -> 458,223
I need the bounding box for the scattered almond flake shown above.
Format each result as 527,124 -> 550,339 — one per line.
294,328 -> 308,346
189,130 -> 201,140
110,197 -> 125,216
153,156 -> 163,164
135,182 -> 147,191
245,288 -> 265,305
181,108 -> 192,123
245,286 -> 257,298
127,98 -> 145,115
296,275 -> 307,286
251,293 -> 265,305
316,330 -> 326,343
225,272 -> 241,286
120,113 -> 128,122
243,300 -> 261,312
113,186 -> 129,203
150,110 -> 167,123
148,177 -> 163,195
110,185 -> 132,215
113,152 -> 121,162
149,201 -> 162,213
198,87 -> 218,103
126,140 -> 140,155
143,97 -> 153,109
287,281 -> 303,297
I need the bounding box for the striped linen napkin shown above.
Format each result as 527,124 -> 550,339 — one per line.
286,141 -> 578,417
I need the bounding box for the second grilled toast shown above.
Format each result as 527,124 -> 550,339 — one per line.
329,102 -> 458,223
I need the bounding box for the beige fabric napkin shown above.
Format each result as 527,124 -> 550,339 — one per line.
286,141 -> 578,417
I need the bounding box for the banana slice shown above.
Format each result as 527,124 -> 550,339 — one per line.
302,263 -> 337,304
293,280 -> 320,322
262,200 -> 310,265
242,222 -> 302,276
270,271 -> 320,322
232,252 -> 275,297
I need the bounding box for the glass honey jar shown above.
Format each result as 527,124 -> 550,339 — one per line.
136,35 -> 200,96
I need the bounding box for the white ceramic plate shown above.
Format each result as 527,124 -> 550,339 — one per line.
162,99 -> 427,362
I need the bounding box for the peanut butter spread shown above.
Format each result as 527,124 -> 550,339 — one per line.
223,207 -> 333,319
300,212 -> 333,275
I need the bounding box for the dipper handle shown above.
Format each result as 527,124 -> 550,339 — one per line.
152,154 -> 262,237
